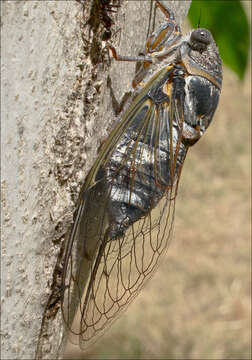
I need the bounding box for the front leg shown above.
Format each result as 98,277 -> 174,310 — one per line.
108,44 -> 155,88
108,44 -> 153,64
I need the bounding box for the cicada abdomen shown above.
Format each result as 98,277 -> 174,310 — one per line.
61,0 -> 222,350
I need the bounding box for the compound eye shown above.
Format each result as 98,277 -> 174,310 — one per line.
191,28 -> 211,45
190,28 -> 212,51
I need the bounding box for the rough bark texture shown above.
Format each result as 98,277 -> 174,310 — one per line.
1,1 -> 191,359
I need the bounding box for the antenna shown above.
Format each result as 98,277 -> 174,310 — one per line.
197,8 -> 202,28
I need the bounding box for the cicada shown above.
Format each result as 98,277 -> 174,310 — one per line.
61,0 -> 222,350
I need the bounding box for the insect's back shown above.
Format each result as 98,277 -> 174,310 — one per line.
61,0 -> 222,351
63,67 -> 182,348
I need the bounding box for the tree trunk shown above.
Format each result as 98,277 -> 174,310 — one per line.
1,1 -> 191,359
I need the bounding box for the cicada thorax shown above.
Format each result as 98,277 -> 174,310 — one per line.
61,0 -> 222,351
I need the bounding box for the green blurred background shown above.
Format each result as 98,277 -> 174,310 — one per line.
65,0 -> 251,358
188,0 -> 250,80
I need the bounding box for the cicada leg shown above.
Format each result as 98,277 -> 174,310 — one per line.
108,44 -> 153,64
108,1 -> 182,89
106,75 -> 132,116
155,1 -> 175,20
182,123 -> 201,146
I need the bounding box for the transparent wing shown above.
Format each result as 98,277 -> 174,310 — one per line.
61,66 -> 188,350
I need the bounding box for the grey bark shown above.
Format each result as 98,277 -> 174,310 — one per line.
1,1 -> 191,359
